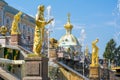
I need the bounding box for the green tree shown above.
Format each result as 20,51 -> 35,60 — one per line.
114,45 -> 120,66
103,39 -> 116,63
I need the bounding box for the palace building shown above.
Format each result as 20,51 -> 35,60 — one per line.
0,0 -> 48,52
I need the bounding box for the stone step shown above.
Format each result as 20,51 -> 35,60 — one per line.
0,67 -> 20,80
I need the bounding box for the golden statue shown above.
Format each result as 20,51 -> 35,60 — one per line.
90,38 -> 99,66
11,11 -> 22,35
0,26 -> 8,36
33,5 -> 53,56
14,50 -> 19,60
50,38 -> 58,48
5,48 -> 12,59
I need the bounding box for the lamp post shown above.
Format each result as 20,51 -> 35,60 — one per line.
83,44 -> 85,78
47,29 -> 50,58
79,28 -> 86,78
46,5 -> 55,58
47,5 -> 51,58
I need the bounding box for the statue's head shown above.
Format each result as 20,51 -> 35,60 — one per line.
96,38 -> 99,42
38,5 -> 44,12
14,11 -> 22,21
18,11 -> 22,16
92,38 -> 99,45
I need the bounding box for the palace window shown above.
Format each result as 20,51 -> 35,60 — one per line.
22,25 -> 26,39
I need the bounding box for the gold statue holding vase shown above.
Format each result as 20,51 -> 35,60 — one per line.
33,5 -> 53,56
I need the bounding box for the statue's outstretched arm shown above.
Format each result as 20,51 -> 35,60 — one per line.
46,18 -> 54,25
36,18 -> 54,26
92,38 -> 99,45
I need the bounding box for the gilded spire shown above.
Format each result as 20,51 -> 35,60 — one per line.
67,13 -> 70,23
64,13 -> 73,30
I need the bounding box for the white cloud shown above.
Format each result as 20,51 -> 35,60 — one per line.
105,21 -> 116,27
54,26 -> 64,30
73,24 -> 85,29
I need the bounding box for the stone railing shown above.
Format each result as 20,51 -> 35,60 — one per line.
57,62 -> 89,80
0,58 -> 24,64
17,45 -> 32,54
0,67 -> 20,80
99,67 -> 120,80
0,58 -> 25,80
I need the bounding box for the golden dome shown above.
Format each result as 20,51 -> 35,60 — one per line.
64,13 -> 73,30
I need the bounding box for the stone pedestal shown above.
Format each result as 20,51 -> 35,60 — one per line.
0,36 -> 6,47
0,36 -> 11,47
89,66 -> 100,80
103,59 -> 108,69
23,57 -> 49,80
10,34 -> 21,45
49,49 -> 57,61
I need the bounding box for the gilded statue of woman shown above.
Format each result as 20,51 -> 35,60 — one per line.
91,38 -> 99,66
11,12 -> 22,35
33,5 -> 53,56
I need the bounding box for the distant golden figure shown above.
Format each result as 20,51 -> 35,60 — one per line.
50,38 -> 58,48
0,26 -> 8,36
33,5 -> 53,56
11,12 -> 22,35
91,38 -> 99,66
14,50 -> 19,60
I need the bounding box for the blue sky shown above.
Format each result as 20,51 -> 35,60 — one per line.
5,0 -> 119,58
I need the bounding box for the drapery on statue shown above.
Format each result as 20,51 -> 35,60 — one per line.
11,11 -> 22,35
90,38 -> 99,66
33,5 -> 54,56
